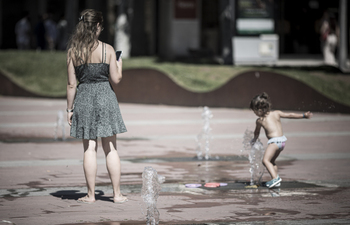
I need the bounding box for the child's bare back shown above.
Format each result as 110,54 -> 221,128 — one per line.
256,111 -> 284,139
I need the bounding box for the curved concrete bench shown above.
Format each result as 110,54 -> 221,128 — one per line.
1,69 -> 349,113
116,68 -> 350,113
0,72 -> 46,98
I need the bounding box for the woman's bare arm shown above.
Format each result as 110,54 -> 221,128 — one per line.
66,50 -> 77,125
108,44 -> 122,90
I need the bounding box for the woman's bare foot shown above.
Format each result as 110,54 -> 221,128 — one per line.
113,194 -> 128,204
77,195 -> 95,204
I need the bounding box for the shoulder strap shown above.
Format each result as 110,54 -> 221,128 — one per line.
101,43 -> 104,63
101,43 -> 107,63
104,43 -> 106,63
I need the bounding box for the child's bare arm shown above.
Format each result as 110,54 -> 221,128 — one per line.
279,110 -> 313,119
251,119 -> 262,144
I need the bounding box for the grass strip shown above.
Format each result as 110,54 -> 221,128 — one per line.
0,50 -> 349,106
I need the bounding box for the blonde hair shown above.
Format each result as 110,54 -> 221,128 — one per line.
250,92 -> 272,116
67,9 -> 103,65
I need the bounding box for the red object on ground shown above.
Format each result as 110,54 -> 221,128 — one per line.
204,183 -> 221,188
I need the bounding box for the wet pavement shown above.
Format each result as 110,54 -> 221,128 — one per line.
0,96 -> 350,225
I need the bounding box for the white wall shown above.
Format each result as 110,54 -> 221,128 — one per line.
233,35 -> 279,64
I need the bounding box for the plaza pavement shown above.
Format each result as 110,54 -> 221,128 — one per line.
0,96 -> 350,225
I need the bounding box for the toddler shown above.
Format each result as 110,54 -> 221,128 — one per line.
250,92 -> 312,188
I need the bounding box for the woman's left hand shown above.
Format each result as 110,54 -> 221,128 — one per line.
67,112 -> 73,126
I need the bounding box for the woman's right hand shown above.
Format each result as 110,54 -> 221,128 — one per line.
116,57 -> 122,72
109,45 -> 123,85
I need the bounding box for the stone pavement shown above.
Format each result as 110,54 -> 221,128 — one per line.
0,96 -> 350,225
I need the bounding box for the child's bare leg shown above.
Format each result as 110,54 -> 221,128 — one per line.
271,149 -> 281,176
101,135 -> 127,202
79,139 -> 98,202
263,143 -> 280,179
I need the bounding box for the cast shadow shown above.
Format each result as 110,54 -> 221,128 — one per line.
50,190 -> 114,203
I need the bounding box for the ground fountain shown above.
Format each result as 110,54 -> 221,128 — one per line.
54,110 -> 66,141
241,129 -> 265,186
195,106 -> 213,160
141,166 -> 165,225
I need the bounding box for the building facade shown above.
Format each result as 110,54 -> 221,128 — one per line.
0,0 -> 348,69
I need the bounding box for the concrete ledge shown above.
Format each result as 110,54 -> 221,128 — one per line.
116,68 -> 350,113
1,69 -> 350,113
0,72 -> 46,98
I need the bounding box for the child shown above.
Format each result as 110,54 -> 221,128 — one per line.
250,92 -> 312,188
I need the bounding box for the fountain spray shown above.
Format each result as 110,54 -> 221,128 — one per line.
241,129 -> 265,186
54,110 -> 66,141
195,106 -> 213,160
141,166 -> 165,225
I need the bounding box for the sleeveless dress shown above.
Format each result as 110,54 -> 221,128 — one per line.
70,43 -> 127,139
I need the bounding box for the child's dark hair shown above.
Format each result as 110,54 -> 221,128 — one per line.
250,92 -> 271,116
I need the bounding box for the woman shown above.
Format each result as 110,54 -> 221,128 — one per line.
66,9 -> 127,204
320,11 -> 338,65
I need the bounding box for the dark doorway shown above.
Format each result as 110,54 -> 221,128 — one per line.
201,0 -> 219,56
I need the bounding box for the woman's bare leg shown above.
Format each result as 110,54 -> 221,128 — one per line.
262,143 -> 280,179
101,135 -> 127,203
78,139 -> 98,203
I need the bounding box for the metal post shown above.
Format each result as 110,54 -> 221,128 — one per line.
107,0 -> 116,45
65,0 -> 79,37
0,0 -> 2,48
38,0 -> 47,15
338,0 -> 348,72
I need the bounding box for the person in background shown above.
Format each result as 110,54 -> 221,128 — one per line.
57,13 -> 68,50
44,13 -> 57,51
35,15 -> 46,50
15,11 -> 31,50
320,10 -> 339,65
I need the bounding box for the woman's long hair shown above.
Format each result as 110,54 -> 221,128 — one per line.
67,9 -> 103,65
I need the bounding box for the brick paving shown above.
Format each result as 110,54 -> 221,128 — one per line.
0,96 -> 350,225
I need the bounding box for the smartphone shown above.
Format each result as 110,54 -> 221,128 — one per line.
116,50 -> 122,61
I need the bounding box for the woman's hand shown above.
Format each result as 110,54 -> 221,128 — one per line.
67,112 -> 73,126
117,57 -> 123,66
115,57 -> 123,81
